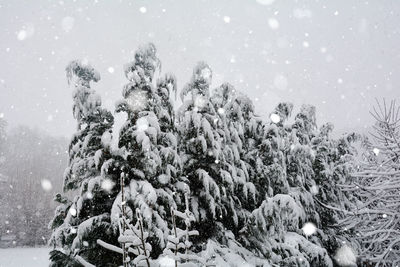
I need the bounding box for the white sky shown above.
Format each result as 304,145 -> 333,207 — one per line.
0,0 -> 399,137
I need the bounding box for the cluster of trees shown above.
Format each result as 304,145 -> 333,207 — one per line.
49,43 -> 397,266
0,121 -> 67,247
48,43 -> 356,266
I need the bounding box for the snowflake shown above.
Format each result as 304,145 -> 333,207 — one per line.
270,113 -> 281,124
69,207 -> 77,216
107,67 -> 115,73
101,179 -> 115,192
17,30 -> 27,40
302,222 -> 317,236
41,179 -> 53,192
139,6 -> 147,13
223,16 -> 231,23
268,18 -> 279,30
373,148 -> 379,156
126,90 -> 148,112
334,245 -> 357,266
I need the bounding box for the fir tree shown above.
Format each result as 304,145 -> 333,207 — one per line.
344,100 -> 400,266
177,62 -> 225,241
113,43 -> 183,259
49,60 -> 118,266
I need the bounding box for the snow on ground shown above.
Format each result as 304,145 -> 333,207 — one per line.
0,247 -> 50,267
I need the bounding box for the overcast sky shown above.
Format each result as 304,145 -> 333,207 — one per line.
0,0 -> 399,137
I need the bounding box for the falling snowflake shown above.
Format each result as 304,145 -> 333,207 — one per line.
16,23 -> 35,41
139,6 -> 147,13
101,178 -> 115,192
126,89 -> 148,112
217,108 -> 225,114
270,113 -> 281,124
373,148 -> 379,156
302,222 -> 317,236
334,245 -> 357,266
107,67 -> 115,73
41,179 -> 53,192
268,18 -> 279,30
69,207 -> 77,216
223,16 -> 231,23
17,30 -> 27,40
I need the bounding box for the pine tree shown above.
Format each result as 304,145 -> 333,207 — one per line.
242,103 -> 336,266
112,43 -> 183,260
311,123 -> 360,255
344,100 -> 400,266
177,62 -> 226,241
49,60 -> 118,266
210,83 -> 257,235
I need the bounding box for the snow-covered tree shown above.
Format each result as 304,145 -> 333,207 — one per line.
344,100 -> 400,266
177,62 -> 227,241
113,43 -> 183,260
210,83 -> 258,234
49,60 -> 118,266
311,123 -> 360,255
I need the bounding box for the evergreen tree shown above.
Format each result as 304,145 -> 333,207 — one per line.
112,43 -> 183,259
49,60 -> 118,266
344,100 -> 400,266
177,62 -> 226,241
210,83 -> 257,234
312,123 -> 360,256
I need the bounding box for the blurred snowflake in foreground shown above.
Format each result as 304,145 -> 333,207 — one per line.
302,222 -> 317,237
126,90 -> 148,112
270,113 -> 280,124
334,245 -> 357,267
41,179 -> 53,192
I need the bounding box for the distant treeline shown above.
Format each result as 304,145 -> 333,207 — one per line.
0,120 -> 68,247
